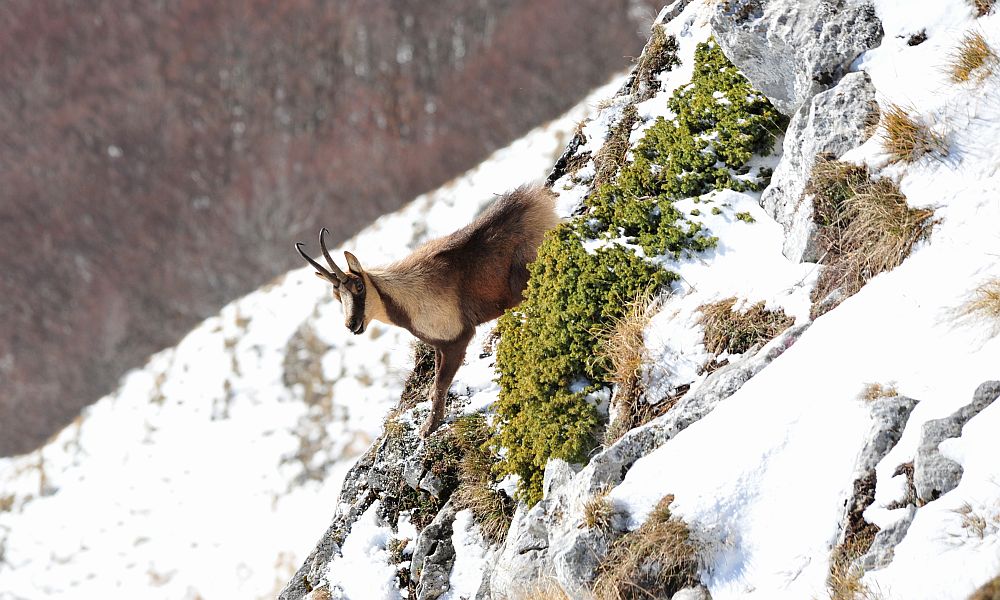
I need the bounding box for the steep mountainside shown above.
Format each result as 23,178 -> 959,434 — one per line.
0,77 -> 622,599
4,1 -> 1000,599
277,1 -> 1000,599
0,0 -> 661,457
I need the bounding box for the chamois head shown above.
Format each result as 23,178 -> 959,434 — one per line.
295,228 -> 371,335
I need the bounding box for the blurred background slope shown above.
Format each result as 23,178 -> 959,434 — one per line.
0,0 -> 659,456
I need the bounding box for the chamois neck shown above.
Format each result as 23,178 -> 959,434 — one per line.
363,269 -> 397,327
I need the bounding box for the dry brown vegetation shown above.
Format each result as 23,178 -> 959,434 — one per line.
950,31 -> 998,82
593,495 -> 701,600
516,581 -> 571,600
970,574 -> 1000,600
953,502 -> 1000,540
599,292 -> 663,444
827,528 -> 881,600
449,415 -> 515,545
808,157 -> 935,318
630,25 -> 681,100
697,297 -> 793,355
879,104 -> 946,163
973,0 -> 997,16
956,278 -> 1000,337
593,104 -> 640,187
583,487 -> 616,532
859,382 -> 899,402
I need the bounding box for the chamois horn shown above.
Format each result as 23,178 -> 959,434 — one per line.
294,231 -> 346,283
319,228 -> 349,281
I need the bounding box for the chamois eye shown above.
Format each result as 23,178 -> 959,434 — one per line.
356,281 -> 365,293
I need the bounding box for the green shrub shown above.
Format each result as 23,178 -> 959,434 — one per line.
494,41 -> 785,504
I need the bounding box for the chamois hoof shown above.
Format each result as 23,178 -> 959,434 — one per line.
419,414 -> 443,439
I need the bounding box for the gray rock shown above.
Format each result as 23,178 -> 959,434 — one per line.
419,471 -> 447,499
673,585 -> 713,600
835,395 -> 918,549
404,455 -> 425,490
711,0 -> 883,115
411,502 -> 459,600
915,381 -> 1000,503
858,396 -> 920,474
833,395 -> 918,573
857,505 -> 916,571
760,72 -> 878,262
489,502 -> 551,598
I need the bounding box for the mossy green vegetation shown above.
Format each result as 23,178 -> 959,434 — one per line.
494,41 -> 785,504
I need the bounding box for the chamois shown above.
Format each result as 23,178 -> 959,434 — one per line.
295,185 -> 559,437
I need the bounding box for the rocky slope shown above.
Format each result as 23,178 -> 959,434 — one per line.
0,79 -> 621,600
280,1 -> 1000,599
0,0 -> 662,458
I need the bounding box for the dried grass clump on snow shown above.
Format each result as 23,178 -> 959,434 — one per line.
697,297 -> 793,355
450,415 -> 515,545
808,157 -> 934,317
973,0 -> 996,17
599,291 -> 666,444
593,495 -> 701,600
955,278 -> 1000,337
859,382 -> 899,402
827,528 -> 884,600
950,31 -> 997,82
879,104 -> 945,163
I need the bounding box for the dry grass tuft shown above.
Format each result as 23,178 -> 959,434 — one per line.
593,495 -> 701,600
969,574 -> 1000,600
631,26 -> 681,100
953,502 -> 1000,540
450,415 -> 515,545
956,278 -> 1000,337
593,104 -> 640,187
600,291 -> 666,444
583,488 -> 616,532
827,528 -> 881,600
950,31 -> 997,82
599,291 -> 658,399
859,382 -> 899,402
879,104 -> 945,163
516,581 -> 571,600
697,297 -> 793,356
973,0 -> 996,16
808,157 -> 935,318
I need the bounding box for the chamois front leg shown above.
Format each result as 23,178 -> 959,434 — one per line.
419,332 -> 472,438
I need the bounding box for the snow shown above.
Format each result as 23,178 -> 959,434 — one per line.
0,74 -> 625,600
327,502 -> 400,600
441,510 -> 492,600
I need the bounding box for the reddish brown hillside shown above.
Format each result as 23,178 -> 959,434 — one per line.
0,0 -> 659,456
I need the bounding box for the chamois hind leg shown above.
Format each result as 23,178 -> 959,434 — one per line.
419,330 -> 473,438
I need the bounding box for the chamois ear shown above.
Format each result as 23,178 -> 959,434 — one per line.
343,251 -> 364,275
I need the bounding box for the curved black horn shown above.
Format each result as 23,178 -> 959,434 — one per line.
295,242 -> 338,282
319,228 -> 349,282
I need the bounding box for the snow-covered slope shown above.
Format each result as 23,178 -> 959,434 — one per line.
6,1 -> 1000,599
0,78 -> 623,600
296,1 -> 1000,599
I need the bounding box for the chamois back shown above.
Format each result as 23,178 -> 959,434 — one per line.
371,185 -> 559,342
